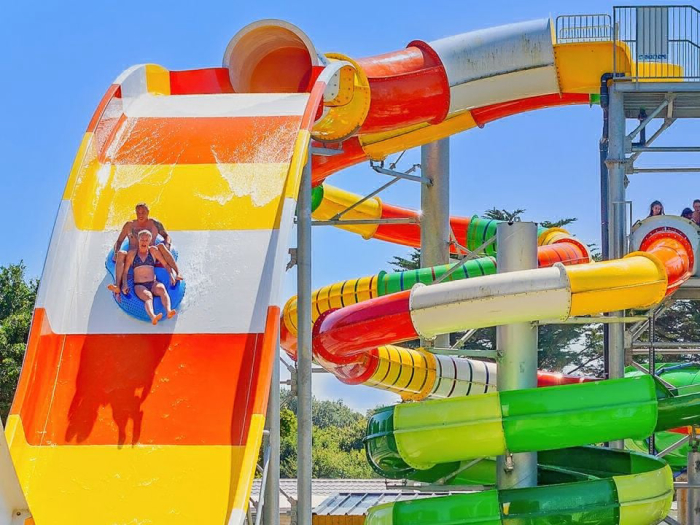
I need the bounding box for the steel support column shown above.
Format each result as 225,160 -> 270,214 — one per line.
606,85 -> 628,449
605,85 -> 627,449
496,221 -> 538,489
262,344 -> 280,524
688,444 -> 700,525
296,148 -> 313,525
420,139 -> 450,349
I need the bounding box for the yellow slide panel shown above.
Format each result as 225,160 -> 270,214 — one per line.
361,111 -> 477,160
554,42 -> 633,93
614,465 -> 673,525
312,184 -> 381,239
69,163 -> 293,231
566,252 -> 667,316
6,416 -> 253,525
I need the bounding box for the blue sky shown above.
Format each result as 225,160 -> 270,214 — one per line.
2,0 -> 698,411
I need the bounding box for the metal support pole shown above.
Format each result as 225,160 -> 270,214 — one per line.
688,443 -> 700,525
648,309 -> 656,454
296,148 -> 313,525
496,221 -> 538,489
262,348 -> 280,524
420,139 -> 450,349
606,85 -> 627,449
600,76 -> 611,379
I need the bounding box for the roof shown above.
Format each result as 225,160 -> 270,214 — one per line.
249,479 -> 390,510
314,491 -> 453,516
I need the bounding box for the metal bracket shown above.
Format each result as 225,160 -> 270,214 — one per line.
312,217 -> 418,227
370,160 -> 430,185
539,315 -> 649,325
286,248 -> 297,271
427,347 -> 498,359
310,146 -> 344,157
504,453 -> 515,473
451,328 -> 477,349
330,176 -> 401,221
657,435 -> 690,458
433,235 -> 497,286
632,146 -> 700,153
433,458 -> 484,485
629,117 -> 676,163
627,97 -> 670,142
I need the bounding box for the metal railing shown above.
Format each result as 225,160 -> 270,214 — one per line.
556,14 -> 612,43
613,5 -> 700,80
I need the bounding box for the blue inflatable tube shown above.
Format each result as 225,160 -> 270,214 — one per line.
105,239 -> 185,323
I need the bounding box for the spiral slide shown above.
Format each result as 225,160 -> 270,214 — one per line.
6,13 -> 699,525
280,214 -> 595,398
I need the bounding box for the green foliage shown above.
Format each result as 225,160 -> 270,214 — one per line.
0,262 -> 38,421
483,207 -> 526,222
636,300 -> 700,366
276,389 -> 376,479
388,250 -> 421,273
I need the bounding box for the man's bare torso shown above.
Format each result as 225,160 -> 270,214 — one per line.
126,219 -> 159,249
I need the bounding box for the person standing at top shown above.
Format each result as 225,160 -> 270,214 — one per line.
107,203 -> 183,299
682,208 -> 693,220
692,199 -> 700,225
648,200 -> 665,217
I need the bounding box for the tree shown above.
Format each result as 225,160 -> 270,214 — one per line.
0,262 -> 38,420
275,389 -> 377,478
388,209 -> 604,377
635,299 -> 700,366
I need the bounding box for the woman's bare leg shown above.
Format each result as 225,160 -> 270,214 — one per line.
135,285 -> 162,325
153,283 -> 176,319
107,250 -> 130,295
156,244 -> 183,280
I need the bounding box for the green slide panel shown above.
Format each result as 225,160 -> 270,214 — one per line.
365,374 -> 700,525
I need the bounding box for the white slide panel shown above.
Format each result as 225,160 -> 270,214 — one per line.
409,266 -> 571,338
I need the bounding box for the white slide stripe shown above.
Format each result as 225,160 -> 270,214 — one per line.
428,19 -> 559,113
446,67 -> 559,114
409,265 -> 572,339
36,202 -> 289,335
429,355 -> 497,399
430,19 -> 555,87
124,93 -> 310,118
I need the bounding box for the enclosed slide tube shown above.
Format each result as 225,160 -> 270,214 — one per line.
313,225 -> 694,363
627,363 -> 700,470
327,223 -> 694,524
280,220 -> 591,399
364,375 -> 700,524
227,18 -> 639,184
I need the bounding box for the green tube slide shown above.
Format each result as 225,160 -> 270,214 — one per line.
378,257 -> 497,295
627,363 -> 700,469
365,375 -> 700,524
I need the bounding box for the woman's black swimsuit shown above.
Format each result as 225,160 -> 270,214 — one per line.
132,251 -> 157,292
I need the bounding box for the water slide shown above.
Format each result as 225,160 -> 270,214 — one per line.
5,62 -> 328,523
280,215 -> 595,397
6,14 -> 698,524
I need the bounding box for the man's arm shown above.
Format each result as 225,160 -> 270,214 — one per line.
114,223 -> 130,253
151,247 -> 174,275
153,219 -> 172,249
121,251 -> 136,289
